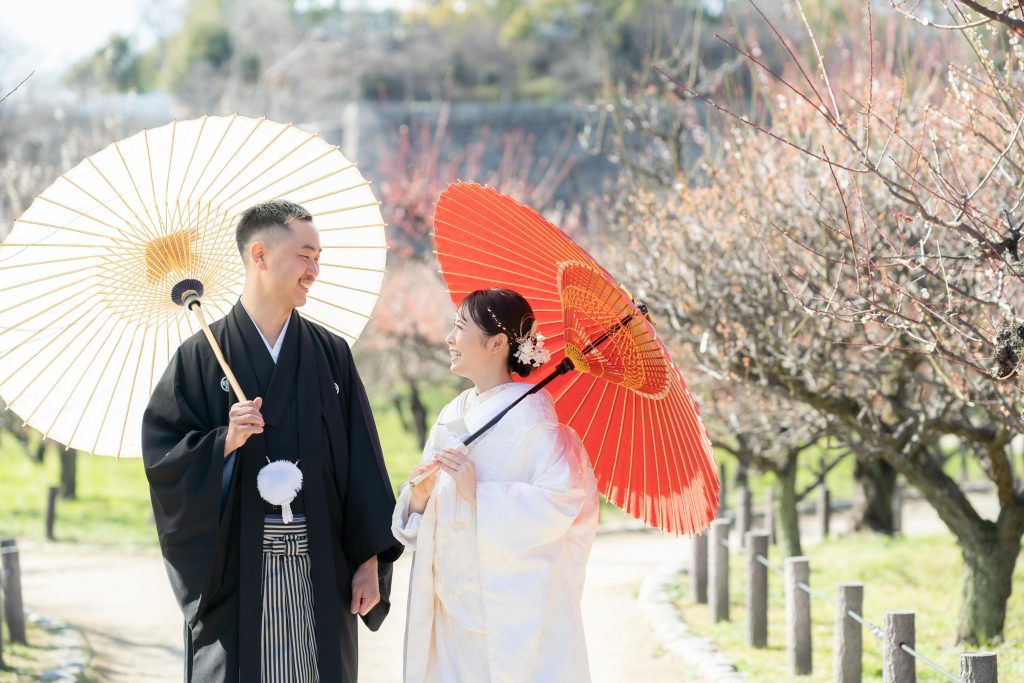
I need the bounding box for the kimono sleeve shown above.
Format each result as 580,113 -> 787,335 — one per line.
337,341 -> 404,567
476,422 -> 598,565
391,424 -> 439,549
141,345 -> 232,626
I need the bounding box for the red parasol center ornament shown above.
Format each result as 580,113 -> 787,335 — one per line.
430,182 -> 718,535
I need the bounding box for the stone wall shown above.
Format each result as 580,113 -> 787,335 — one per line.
318,100 -> 621,205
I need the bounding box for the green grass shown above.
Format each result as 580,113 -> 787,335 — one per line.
373,380 -> 464,490
374,399 -> 434,493
0,432 -> 156,547
673,533 -> 1024,682
0,619 -> 90,682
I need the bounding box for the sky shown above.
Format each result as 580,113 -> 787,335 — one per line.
0,0 -> 412,93
0,0 -> 183,84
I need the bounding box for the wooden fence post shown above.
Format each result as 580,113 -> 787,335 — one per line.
45,486 -> 59,540
692,531 -> 708,604
834,582 -> 863,683
786,556 -> 812,676
737,485 -> 752,541
819,486 -> 831,539
1,539 -> 27,644
883,610 -> 915,683
709,518 -> 732,622
960,653 -> 997,683
746,532 -> 769,648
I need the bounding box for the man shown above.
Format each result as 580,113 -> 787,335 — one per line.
142,199 -> 402,682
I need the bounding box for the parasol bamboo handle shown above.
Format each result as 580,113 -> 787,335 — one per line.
183,293 -> 249,402
408,465 -> 438,487
408,443 -> 468,487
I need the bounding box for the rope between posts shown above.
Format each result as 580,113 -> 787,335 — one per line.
0,546 -> 19,555
716,532 -> 909,655
755,554 -> 784,578
844,609 -> 884,640
715,535 -> 948,669
899,643 -> 960,682
721,539 -> 744,553
797,581 -> 834,607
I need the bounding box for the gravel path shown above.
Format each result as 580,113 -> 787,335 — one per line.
20,530 -> 693,682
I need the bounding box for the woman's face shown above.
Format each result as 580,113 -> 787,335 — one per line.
445,308 -> 505,380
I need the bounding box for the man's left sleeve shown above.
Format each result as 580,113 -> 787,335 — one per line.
337,342 -> 403,630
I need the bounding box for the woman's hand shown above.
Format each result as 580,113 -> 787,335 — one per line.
408,462 -> 438,514
435,447 -> 476,506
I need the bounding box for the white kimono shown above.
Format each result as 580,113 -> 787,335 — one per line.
392,382 -> 600,683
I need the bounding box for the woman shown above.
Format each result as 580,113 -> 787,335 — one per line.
392,288 -> 600,683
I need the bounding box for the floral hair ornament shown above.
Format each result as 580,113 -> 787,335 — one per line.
485,305 -> 552,368
514,320 -> 552,368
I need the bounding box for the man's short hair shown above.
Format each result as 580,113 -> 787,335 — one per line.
235,199 -> 313,259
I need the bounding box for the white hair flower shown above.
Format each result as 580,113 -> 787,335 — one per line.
514,331 -> 551,368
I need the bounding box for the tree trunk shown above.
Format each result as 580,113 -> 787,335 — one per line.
890,449 -> 1024,643
777,464 -> 802,557
736,460 -> 749,489
853,456 -> 896,534
19,436 -> 31,460
60,448 -> 77,500
407,380 -> 428,451
392,395 -> 410,434
35,438 -> 47,463
736,461 -> 750,539
957,523 -> 1022,644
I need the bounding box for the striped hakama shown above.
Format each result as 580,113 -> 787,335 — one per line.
261,515 -> 319,682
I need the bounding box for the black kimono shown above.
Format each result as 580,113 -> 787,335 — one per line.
142,302 -> 403,682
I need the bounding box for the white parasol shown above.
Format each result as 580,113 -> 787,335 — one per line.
0,114 -> 386,457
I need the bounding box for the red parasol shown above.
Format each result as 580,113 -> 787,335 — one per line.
431,182 -> 718,535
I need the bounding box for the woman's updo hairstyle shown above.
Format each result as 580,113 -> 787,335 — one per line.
459,288 -> 538,378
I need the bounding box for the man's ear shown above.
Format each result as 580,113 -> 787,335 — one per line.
249,241 -> 266,268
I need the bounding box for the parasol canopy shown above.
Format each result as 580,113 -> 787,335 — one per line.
432,182 -> 718,534
0,114 -> 386,457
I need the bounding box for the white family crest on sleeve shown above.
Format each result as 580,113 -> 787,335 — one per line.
333,381 -> 340,395
220,376 -> 230,392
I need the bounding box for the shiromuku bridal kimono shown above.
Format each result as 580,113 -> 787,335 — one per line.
392,381 -> 600,683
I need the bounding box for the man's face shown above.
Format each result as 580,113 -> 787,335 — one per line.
254,219 -> 321,309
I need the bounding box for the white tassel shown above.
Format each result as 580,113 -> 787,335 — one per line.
257,460 -> 303,524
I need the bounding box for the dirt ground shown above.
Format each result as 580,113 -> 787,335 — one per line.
20,488 -> 996,681
19,529 -> 693,682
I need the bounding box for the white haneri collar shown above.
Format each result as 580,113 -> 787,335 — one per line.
241,304 -> 291,364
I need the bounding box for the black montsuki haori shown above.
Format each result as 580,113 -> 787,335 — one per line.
142,301 -> 403,682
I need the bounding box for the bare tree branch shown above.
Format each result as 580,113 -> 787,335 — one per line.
0,71 -> 33,106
